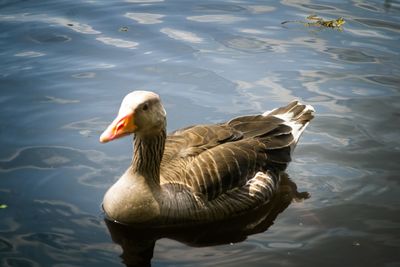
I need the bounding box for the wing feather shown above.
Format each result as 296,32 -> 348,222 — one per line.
160,102 -> 312,201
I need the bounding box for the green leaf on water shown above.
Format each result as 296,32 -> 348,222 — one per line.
0,204 -> 8,209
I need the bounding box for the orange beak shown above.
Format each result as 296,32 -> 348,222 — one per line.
99,111 -> 136,143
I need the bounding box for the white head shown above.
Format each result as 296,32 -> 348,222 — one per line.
100,91 -> 166,143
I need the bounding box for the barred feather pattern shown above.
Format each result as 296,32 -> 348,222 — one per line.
131,129 -> 166,184
146,100 -> 314,223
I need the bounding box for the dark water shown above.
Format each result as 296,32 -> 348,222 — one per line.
1,0 -> 399,266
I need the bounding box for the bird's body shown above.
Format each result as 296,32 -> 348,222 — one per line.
101,91 -> 314,226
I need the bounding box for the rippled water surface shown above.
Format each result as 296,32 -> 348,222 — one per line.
1,0 -> 400,266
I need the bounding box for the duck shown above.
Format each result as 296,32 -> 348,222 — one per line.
100,90 -> 314,226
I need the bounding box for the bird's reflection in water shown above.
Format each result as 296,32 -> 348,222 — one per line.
105,173 -> 309,267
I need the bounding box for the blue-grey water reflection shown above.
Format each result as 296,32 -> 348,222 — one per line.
0,0 -> 399,266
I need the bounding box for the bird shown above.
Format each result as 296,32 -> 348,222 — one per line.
99,90 -> 314,226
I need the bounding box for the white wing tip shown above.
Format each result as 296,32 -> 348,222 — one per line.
305,104 -> 315,113
263,101 -> 315,150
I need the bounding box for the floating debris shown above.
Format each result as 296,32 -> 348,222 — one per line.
282,14 -> 345,30
307,15 -> 345,28
0,204 -> 8,209
119,26 -> 129,32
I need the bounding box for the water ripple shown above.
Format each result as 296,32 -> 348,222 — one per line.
0,199 -> 118,266
194,3 -> 246,12
187,15 -> 246,24
23,232 -> 73,250
267,241 -> 304,248
299,137 -> 400,174
325,47 -> 378,63
280,0 -> 343,12
220,36 -> 274,53
355,18 -> 400,33
354,2 -> 383,12
298,70 -> 397,102
160,28 -> 203,43
28,33 -> 71,44
71,72 -> 96,79
2,257 -> 40,267
0,238 -> 13,253
0,13 -> 100,34
0,146 -> 108,172
365,75 -> 400,88
345,28 -> 394,39
245,5 -> 275,13
125,0 -> 163,2
14,51 -> 45,57
124,12 -> 164,24
42,96 -> 80,104
62,117 -> 108,137
95,36 -> 138,49
300,3 -> 337,10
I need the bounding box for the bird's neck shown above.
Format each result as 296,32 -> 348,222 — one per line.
131,129 -> 166,187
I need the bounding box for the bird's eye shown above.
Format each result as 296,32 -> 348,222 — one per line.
142,103 -> 149,111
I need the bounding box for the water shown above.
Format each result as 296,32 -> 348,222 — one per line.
0,0 -> 399,266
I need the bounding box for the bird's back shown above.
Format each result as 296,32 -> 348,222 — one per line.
159,101 -> 314,209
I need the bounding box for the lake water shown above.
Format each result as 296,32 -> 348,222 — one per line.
1,0 -> 399,266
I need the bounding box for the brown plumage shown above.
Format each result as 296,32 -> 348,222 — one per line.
100,91 -> 314,226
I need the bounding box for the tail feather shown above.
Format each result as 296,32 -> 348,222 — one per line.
263,100 -> 314,151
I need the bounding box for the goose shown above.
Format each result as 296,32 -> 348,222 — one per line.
105,174 -> 309,266
100,91 -> 314,226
